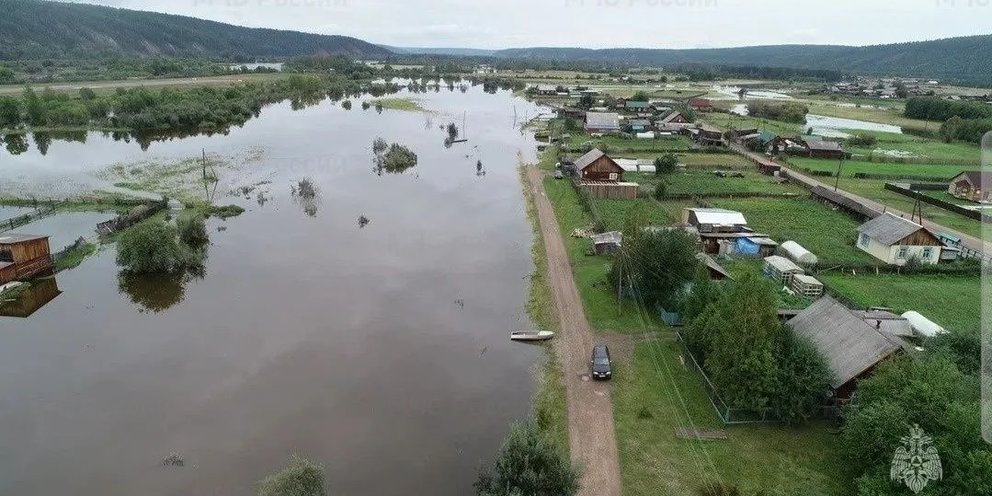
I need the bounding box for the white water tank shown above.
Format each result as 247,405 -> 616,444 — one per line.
779,240 -> 818,265
900,311 -> 946,338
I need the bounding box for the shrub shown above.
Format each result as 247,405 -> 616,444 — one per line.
846,132 -> 877,147
653,181 -> 667,200
116,220 -> 186,273
257,455 -> 327,496
209,204 -> 245,219
654,153 -> 678,175
177,211 -> 209,246
474,421 -> 580,496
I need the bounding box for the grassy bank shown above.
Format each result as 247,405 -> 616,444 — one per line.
613,341 -> 847,496
818,273 -> 979,333
53,241 -> 98,272
520,165 -> 569,452
372,97 -> 428,112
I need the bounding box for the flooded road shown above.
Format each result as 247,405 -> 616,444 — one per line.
0,84 -> 546,495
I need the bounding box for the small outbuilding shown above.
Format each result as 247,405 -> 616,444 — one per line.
591,231 -> 623,255
855,309 -> 913,337
0,234 -> 53,285
763,255 -> 804,285
682,208 -> 748,233
856,213 -> 942,265
801,138 -> 845,159
790,274 -> 824,298
695,252 -> 732,281
688,98 -> 713,112
947,171 -> 992,203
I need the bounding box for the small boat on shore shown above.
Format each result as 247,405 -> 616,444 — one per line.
510,330 -> 555,342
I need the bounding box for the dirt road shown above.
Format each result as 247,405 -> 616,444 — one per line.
526,166 -> 623,496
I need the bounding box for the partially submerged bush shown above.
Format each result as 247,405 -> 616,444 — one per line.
116,220 -> 187,273
177,211 -> 208,246
209,204 -> 245,219
257,455 -> 327,496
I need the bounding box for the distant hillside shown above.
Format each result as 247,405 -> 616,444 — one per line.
386,46 -> 498,57
495,36 -> 992,85
0,0 -> 391,60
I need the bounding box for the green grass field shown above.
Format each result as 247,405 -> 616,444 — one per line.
788,157 -> 977,179
542,177 -> 662,333
630,170 -> 802,197
562,131 -> 693,153
841,130 -> 981,164
709,197 -> 878,264
817,273 -> 980,333
613,341 -> 848,496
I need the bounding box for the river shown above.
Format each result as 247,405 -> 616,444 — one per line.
0,82 -> 546,495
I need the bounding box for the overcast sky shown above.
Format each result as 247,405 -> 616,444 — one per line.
59,0 -> 991,49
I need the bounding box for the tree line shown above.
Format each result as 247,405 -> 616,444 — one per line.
904,97 -> 992,144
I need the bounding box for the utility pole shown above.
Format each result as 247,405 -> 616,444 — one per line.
834,155 -> 844,192
616,251 -> 623,316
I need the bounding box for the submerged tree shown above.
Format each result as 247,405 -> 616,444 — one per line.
257,455 -> 327,496
474,421 -> 580,496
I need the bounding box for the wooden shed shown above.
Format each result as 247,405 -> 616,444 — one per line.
0,234 -> 53,284
575,149 -> 624,182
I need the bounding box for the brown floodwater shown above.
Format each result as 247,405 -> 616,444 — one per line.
0,83 -> 549,495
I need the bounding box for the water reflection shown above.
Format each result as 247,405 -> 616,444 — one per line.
3,133 -> 28,155
0,276 -> 61,318
118,251 -> 207,314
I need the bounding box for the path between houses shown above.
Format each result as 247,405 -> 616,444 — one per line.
526,166 -> 623,496
727,142 -> 991,255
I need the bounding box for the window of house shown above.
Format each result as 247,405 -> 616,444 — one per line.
859,233 -> 870,247
897,246 -> 908,259
923,247 -> 933,259
608,172 -> 617,180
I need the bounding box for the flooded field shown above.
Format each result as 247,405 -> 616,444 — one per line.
17,211 -> 116,249
806,114 -> 903,137
0,83 -> 546,495
0,205 -> 35,222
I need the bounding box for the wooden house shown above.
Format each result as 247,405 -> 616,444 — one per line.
947,171 -> 992,203
655,111 -> 693,132
801,138 -> 845,159
624,101 -> 651,113
688,97 -> 713,112
856,213 -> 942,265
763,255 -> 804,285
575,149 -> 624,182
584,112 -> 621,133
788,296 -> 906,398
691,124 -> 724,146
0,234 -> 53,285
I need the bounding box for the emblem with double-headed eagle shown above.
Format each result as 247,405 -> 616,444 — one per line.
890,424 -> 942,493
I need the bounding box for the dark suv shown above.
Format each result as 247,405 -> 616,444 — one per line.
590,345 -> 612,380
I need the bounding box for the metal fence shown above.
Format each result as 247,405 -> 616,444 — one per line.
673,331 -> 777,425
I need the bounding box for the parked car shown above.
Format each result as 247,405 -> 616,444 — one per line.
590,345 -> 612,380
554,170 -> 564,179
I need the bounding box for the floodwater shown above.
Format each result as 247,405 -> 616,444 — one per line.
18,211 -> 116,249
711,85 -> 794,100
805,114 -> 903,136
0,205 -> 34,221
0,83 -> 546,495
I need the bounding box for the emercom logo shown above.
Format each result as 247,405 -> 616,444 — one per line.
890,424 -> 943,494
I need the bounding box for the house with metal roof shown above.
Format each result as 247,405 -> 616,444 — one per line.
800,137 -> 845,159
947,170 -> 992,203
681,208 -> 748,233
856,213 -> 942,265
787,296 -> 906,398
655,111 -> 693,132
584,112 -> 621,133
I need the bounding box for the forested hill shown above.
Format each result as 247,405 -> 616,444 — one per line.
0,0 -> 391,60
495,35 -> 992,85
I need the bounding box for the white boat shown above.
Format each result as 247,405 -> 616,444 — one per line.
510,330 -> 555,342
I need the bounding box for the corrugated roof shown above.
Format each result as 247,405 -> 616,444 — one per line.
686,208 -> 747,226
791,274 -> 821,285
0,234 -> 48,244
857,213 -> 927,246
625,101 -> 650,108
788,296 -> 904,388
585,112 -> 620,129
764,255 -> 802,273
659,111 -> 686,124
574,148 -> 606,171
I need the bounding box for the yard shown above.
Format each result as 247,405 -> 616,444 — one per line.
817,273 -> 980,334
788,157 -> 979,180
709,196 -> 879,264
613,340 -> 847,496
629,170 -> 802,197
561,131 -> 693,154
542,176 -> 662,333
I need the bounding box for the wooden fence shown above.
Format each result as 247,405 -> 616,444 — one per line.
883,182 -> 992,223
